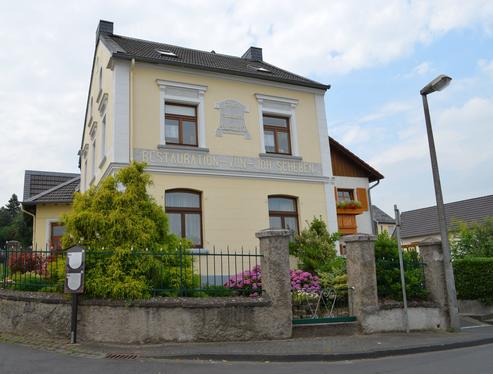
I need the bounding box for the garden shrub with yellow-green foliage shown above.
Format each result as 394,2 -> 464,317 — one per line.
62,162 -> 195,299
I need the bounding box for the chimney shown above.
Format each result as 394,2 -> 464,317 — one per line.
96,20 -> 113,44
241,46 -> 263,61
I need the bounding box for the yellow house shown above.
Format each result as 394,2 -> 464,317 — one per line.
22,170 -> 79,250
23,20 -> 383,252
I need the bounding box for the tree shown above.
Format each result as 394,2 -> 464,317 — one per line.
0,194 -> 32,246
6,194 -> 20,218
289,217 -> 340,274
451,218 -> 493,259
62,162 -> 192,299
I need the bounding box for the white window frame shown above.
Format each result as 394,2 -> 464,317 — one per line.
156,80 -> 208,148
255,94 -> 299,156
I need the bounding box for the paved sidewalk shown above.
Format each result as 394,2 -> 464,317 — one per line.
2,318 -> 493,362
83,319 -> 493,362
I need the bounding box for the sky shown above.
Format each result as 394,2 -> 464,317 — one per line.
0,0 -> 492,214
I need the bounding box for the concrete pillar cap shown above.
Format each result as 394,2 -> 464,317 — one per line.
255,228 -> 291,239
342,234 -> 376,242
418,237 -> 443,247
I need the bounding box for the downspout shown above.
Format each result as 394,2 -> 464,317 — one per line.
367,179 -> 380,235
129,58 -> 135,161
21,207 -> 36,250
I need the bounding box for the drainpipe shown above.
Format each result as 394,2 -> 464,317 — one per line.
367,179 -> 380,235
21,207 -> 36,250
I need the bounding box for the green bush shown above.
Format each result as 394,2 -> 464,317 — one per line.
454,257 -> 493,304
375,232 -> 428,301
62,162 -> 193,299
289,217 -> 340,274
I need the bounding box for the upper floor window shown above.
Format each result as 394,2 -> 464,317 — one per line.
100,114 -> 107,164
268,195 -> 299,234
98,67 -> 103,92
337,189 -> 354,203
263,115 -> 291,155
165,104 -> 198,146
165,189 -> 202,247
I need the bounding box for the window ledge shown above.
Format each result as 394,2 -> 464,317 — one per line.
98,155 -> 107,169
259,153 -> 302,161
157,144 -> 209,153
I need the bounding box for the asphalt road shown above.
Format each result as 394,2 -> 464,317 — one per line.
1,342 -> 493,374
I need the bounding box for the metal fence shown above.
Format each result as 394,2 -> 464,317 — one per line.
0,246 -> 263,297
292,288 -> 354,323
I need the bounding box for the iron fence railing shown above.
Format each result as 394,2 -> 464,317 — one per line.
292,287 -> 354,321
0,246 -> 263,297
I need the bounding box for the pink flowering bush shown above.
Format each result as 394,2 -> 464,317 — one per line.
289,269 -> 321,293
224,265 -> 262,296
224,265 -> 320,297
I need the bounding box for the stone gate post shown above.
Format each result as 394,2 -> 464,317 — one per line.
419,238 -> 449,328
345,234 -> 379,320
256,229 -> 292,339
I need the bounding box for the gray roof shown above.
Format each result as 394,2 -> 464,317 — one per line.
372,205 -> 395,224
23,170 -> 80,201
400,195 -> 493,239
101,34 -> 329,90
23,171 -> 80,205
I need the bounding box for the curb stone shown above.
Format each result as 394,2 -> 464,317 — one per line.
2,331 -> 493,363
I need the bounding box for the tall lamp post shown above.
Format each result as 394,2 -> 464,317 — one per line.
420,74 -> 460,331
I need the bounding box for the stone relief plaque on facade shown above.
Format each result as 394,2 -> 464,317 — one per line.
134,148 -> 325,179
215,100 -> 250,139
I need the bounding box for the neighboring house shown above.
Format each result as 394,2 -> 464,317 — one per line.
400,195 -> 493,245
22,20 -> 383,251
329,137 -> 383,235
22,170 -> 80,249
372,205 -> 395,235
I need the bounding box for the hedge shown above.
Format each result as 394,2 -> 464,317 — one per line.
454,257 -> 493,304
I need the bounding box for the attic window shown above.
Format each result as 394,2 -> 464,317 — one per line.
248,65 -> 271,73
156,49 -> 177,57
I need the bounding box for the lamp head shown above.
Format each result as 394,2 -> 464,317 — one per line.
420,74 -> 452,95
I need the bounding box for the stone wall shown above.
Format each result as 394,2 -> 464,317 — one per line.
344,234 -> 450,333
360,306 -> 447,333
0,289 -> 283,343
458,299 -> 493,317
0,229 -> 293,344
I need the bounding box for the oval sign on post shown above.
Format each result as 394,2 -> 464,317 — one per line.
64,245 -> 86,294
67,252 -> 83,270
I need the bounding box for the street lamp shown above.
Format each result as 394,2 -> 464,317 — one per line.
420,74 -> 460,331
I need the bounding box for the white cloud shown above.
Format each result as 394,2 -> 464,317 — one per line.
479,58 -> 493,77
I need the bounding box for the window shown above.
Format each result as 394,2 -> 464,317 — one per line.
50,222 -> 66,250
268,196 -> 299,234
83,159 -> 87,190
98,67 -> 103,92
91,140 -> 96,181
165,104 -> 198,146
100,114 -> 106,163
165,190 -> 202,247
263,115 -> 291,154
337,189 -> 354,203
